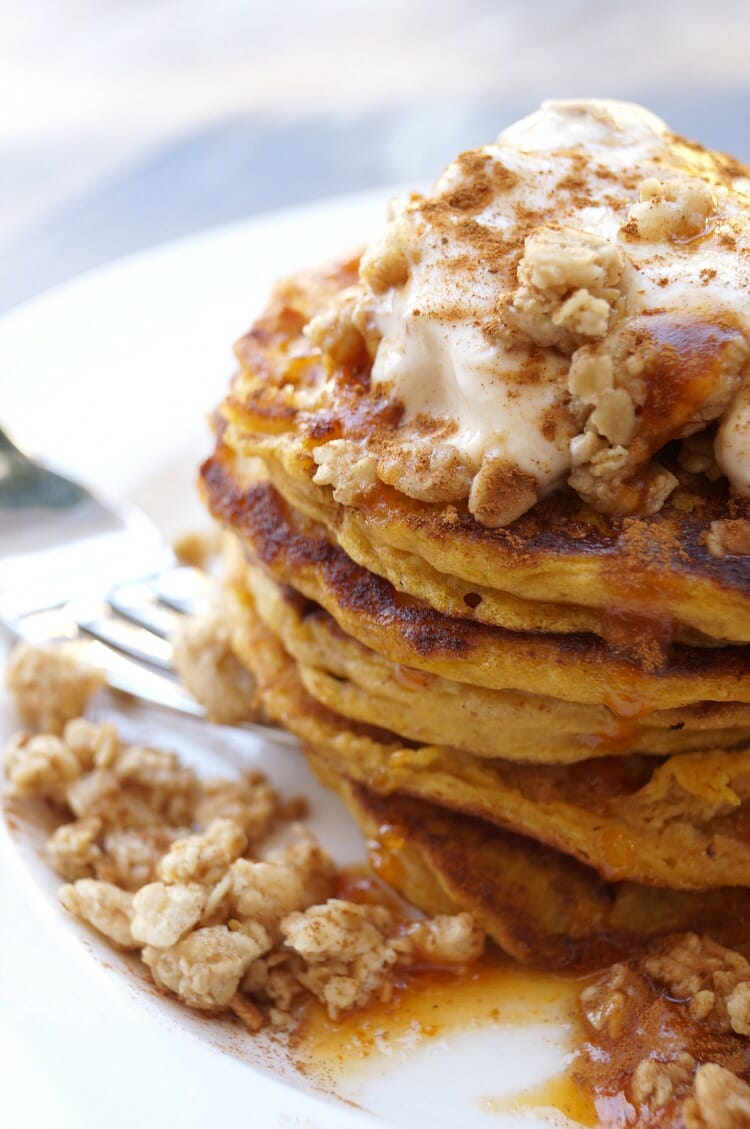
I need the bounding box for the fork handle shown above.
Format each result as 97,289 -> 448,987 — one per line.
0,425 -> 30,466
0,424 -> 87,509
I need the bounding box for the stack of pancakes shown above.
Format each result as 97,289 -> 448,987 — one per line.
201,109 -> 750,970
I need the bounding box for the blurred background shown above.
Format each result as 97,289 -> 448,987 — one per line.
3,0 -> 750,313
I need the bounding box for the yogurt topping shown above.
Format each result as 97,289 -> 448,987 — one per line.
313,100 -> 750,525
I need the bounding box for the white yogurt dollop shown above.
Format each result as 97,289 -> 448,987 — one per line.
358,99 -> 750,513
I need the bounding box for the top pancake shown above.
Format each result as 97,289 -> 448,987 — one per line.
217,261 -> 750,645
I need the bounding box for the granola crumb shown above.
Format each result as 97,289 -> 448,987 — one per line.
171,609 -> 259,725
157,818 -> 248,886
468,455 -> 538,528
131,881 -> 207,947
580,962 -> 634,1039
62,718 -> 119,770
4,686 -> 487,1033
172,526 -> 222,569
194,772 -> 282,842
5,643 -> 103,735
230,992 -> 265,1032
47,817 -> 105,880
397,912 -> 485,964
376,442 -> 472,505
282,899 -> 399,1018
627,177 -> 715,242
632,1051 -> 696,1111
507,226 -> 624,354
4,731 -> 83,802
59,879 -> 138,950
683,1063 -> 750,1129
142,924 -> 271,1010
304,285 -> 369,366
228,834 -> 337,939
311,438 -> 378,506
579,934 -> 750,1118
705,518 -> 750,559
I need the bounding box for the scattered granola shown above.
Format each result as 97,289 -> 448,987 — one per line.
705,518 -> 750,560
579,933 -> 750,1125
171,608 -> 260,725
508,226 -> 625,354
3,644 -> 485,1031
172,526 -> 223,569
683,1063 -> 750,1129
643,932 -> 750,1036
5,643 -> 103,735
626,177 -> 715,243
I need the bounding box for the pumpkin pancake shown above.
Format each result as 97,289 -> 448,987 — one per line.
234,541 -> 750,762
311,760 -> 750,970
203,451 -> 750,716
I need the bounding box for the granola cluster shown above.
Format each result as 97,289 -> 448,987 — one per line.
311,438 -> 378,506
5,644 -> 104,736
567,317 -> 748,514
507,226 -> 625,354
705,518 -> 750,560
3,644 -> 484,1030
642,933 -> 750,1035
171,607 -> 260,725
626,177 -> 716,243
580,932 -> 750,1126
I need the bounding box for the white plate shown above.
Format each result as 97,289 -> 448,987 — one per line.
0,194 -> 578,1129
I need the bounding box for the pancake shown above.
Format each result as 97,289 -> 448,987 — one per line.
227,583 -> 750,891
203,451 -> 750,716
236,545 -> 750,762
215,260 -> 750,646
312,760 -> 750,970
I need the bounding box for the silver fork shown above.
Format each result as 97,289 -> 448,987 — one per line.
0,424 -> 288,736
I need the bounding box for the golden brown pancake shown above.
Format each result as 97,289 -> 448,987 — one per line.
203,451 -> 750,716
238,546 -> 750,762
314,761 -> 750,970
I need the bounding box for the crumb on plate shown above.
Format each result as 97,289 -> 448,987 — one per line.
3,644 -> 485,1029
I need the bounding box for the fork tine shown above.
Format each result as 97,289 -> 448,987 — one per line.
61,632 -> 297,742
0,429 -> 290,738
66,636 -> 206,714
150,565 -> 212,615
108,579 -> 181,639
71,599 -> 175,672
13,594 -> 296,743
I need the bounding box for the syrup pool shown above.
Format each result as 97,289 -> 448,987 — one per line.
291,952 -> 596,1128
